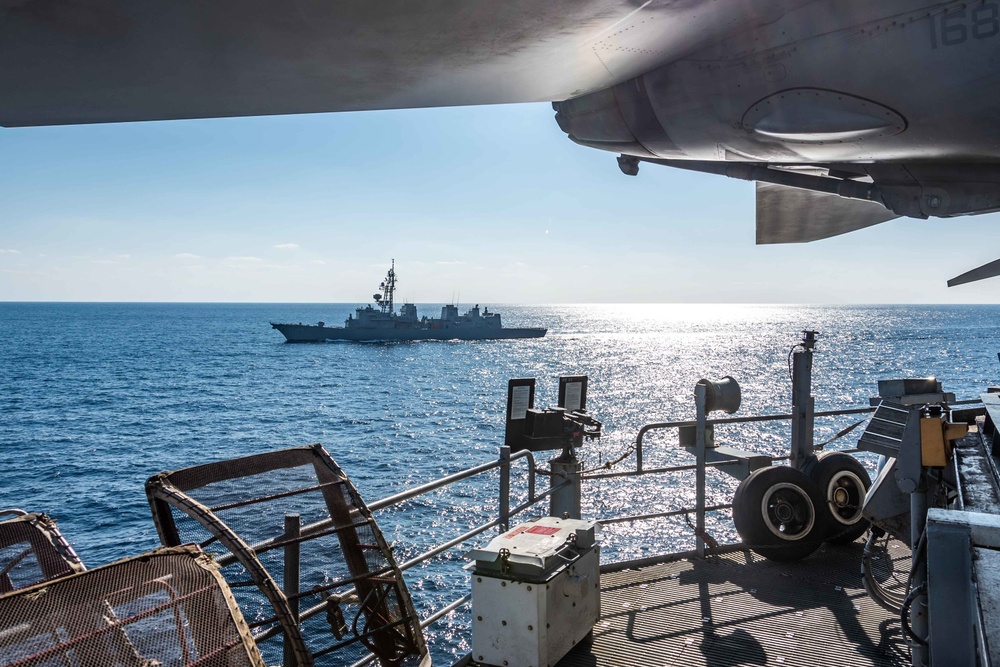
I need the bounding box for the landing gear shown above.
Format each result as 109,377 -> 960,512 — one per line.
732,466 -> 827,562
808,452 -> 872,544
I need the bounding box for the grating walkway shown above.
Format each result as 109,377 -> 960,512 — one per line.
557,541 -> 909,667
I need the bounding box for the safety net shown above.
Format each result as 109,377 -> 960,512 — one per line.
146,445 -> 429,667
0,511 -> 85,594
0,545 -> 264,667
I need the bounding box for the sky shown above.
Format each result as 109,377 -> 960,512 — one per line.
2,102 -> 999,303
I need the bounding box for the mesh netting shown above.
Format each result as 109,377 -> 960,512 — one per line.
146,445 -> 429,667
0,512 -> 85,594
0,545 -> 263,667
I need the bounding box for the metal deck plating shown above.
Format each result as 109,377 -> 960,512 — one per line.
559,541 -> 909,667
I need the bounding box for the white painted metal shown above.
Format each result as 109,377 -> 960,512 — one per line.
467,517 -> 601,667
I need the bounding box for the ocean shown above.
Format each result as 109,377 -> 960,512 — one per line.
2,302 -> 998,662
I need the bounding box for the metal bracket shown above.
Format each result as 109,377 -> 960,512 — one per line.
498,548 -> 511,576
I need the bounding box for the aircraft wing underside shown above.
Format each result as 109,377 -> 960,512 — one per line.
6,0 -> 1000,286
0,0 -> 809,127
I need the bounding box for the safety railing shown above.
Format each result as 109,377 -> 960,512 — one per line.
364,407 -> 881,638
353,398 -> 991,645
365,446 -> 552,635
627,407 -> 877,475
583,407 -> 877,553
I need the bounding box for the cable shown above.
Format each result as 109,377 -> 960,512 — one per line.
861,531 -> 909,614
901,582 -> 929,646
787,344 -> 803,382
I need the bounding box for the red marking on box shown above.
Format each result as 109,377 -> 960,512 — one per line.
526,526 -> 561,535
503,526 -> 530,538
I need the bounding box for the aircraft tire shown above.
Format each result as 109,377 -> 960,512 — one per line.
809,452 -> 871,545
732,465 -> 826,562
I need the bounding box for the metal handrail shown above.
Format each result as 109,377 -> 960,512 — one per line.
307,407 -> 879,638
369,448 -> 535,512
585,458 -> 748,481
577,406 -> 879,560
600,503 -> 734,526
336,451 -> 569,658
633,406 -> 875,473
366,446 -> 545,635
421,593 -> 472,630
254,447 -> 547,649
398,519 -> 502,572
588,396 -> 982,548
217,448 -> 539,570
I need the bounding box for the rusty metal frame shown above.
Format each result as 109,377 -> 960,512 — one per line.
146,444 -> 429,667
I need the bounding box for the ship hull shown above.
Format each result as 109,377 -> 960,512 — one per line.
271,322 -> 547,342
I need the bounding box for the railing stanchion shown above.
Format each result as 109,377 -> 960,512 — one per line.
527,451 -> 536,504
694,385 -> 708,558
283,513 -> 301,667
499,446 -> 511,533
790,331 -> 817,470
636,431 -> 644,474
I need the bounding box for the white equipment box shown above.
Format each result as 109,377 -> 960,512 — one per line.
465,516 -> 600,667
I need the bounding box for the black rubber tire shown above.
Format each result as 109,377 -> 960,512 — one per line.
732,465 -> 827,562
809,452 -> 872,545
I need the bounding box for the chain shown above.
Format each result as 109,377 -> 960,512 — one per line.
683,511 -> 719,551
581,442 -> 636,474
813,418 -> 868,450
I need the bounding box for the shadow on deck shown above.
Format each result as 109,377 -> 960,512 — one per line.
557,540 -> 909,667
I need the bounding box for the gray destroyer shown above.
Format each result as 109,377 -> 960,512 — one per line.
271,261 -> 547,342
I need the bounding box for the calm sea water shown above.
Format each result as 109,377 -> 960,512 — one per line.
2,302 -> 999,662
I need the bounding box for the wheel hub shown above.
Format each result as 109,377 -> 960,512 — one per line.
760,482 -> 816,541
774,501 -> 795,522
827,471 -> 866,524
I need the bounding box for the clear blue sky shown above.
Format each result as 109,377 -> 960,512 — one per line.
2,103 -> 998,303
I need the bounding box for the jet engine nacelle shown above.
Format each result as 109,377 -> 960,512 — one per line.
553,80 -> 687,161
555,2 -> 1000,168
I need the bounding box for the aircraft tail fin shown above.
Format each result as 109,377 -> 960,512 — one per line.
755,182 -> 899,244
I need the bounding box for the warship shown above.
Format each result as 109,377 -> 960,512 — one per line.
271,261 -> 547,342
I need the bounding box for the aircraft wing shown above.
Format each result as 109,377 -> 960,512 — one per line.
0,0 -> 808,126
7,0 -> 1000,287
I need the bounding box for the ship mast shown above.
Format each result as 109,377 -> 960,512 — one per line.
386,259 -> 395,314
375,259 -> 397,314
